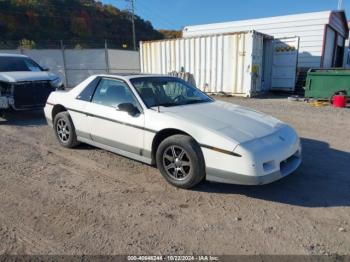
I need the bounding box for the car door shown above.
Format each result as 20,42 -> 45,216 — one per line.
271,37 -> 299,91
85,77 -> 145,156
70,76 -> 102,139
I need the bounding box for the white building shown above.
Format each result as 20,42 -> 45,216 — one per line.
183,11 -> 349,68
343,21 -> 350,68
183,11 -> 349,91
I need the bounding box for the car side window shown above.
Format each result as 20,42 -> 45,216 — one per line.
91,78 -> 138,108
77,77 -> 101,101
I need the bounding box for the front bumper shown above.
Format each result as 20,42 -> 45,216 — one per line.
1,80 -> 56,111
0,95 -> 46,111
203,125 -> 302,185
206,149 -> 301,185
0,96 -> 13,109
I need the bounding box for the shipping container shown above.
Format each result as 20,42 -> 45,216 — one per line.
140,31 -> 273,97
183,11 -> 349,92
183,11 -> 348,69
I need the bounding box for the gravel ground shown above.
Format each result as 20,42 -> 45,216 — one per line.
0,96 -> 349,255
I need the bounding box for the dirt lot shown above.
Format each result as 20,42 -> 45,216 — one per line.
0,96 -> 349,255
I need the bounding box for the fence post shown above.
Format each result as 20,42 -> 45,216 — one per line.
105,39 -> 110,74
19,40 -> 23,54
60,40 -> 68,88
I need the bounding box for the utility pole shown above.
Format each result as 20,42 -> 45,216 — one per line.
126,0 -> 137,50
338,0 -> 343,9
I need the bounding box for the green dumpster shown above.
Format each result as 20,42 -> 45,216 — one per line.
304,69 -> 350,99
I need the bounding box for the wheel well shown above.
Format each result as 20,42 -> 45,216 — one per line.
151,128 -> 190,164
52,104 -> 67,121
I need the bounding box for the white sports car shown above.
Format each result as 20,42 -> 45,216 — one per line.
44,74 -> 302,188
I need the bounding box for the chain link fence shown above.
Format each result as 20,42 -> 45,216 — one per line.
0,39 -> 136,50
0,40 -> 140,87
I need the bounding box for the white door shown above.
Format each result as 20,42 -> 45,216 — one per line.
85,78 -> 145,155
69,76 -> 102,139
323,27 -> 336,68
271,37 -> 299,91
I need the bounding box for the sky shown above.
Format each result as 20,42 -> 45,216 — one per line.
103,0 -> 350,30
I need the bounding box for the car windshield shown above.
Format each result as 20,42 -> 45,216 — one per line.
130,77 -> 213,108
0,56 -> 43,72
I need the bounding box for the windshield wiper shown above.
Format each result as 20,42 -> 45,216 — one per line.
155,102 -> 176,107
183,100 -> 209,105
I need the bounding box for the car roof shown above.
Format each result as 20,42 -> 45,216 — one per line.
92,73 -> 175,81
0,53 -> 28,58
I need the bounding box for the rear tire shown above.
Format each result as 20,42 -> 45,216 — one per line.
156,134 -> 205,189
53,111 -> 79,148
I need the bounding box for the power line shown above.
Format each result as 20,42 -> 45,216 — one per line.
133,6 -> 175,29
0,1 -> 102,13
1,0 -> 180,30
338,0 -> 343,9
125,0 -> 137,50
112,0 -> 180,29
109,0 -> 137,50
136,0 -> 180,29
0,9 -> 128,22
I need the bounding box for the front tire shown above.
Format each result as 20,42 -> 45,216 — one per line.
156,134 -> 205,189
53,112 -> 79,148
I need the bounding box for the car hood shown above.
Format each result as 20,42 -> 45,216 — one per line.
0,71 -> 58,83
161,100 -> 285,144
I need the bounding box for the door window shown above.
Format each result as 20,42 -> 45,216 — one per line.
77,76 -> 101,101
92,78 -> 138,108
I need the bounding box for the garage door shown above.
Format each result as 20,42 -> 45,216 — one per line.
271,37 -> 299,91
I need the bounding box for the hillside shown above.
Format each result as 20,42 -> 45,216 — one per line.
158,30 -> 182,39
0,0 -> 165,49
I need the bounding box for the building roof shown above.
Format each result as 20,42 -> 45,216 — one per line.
183,10 -> 349,38
91,73 -> 170,81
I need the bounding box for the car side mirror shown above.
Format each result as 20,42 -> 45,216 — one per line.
42,66 -> 50,71
118,103 -> 140,116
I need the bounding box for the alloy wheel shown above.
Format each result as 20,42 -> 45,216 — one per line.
56,119 -> 70,143
162,145 -> 192,180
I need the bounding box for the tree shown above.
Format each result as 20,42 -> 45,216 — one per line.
0,0 -> 168,49
20,38 -> 36,49
159,30 -> 182,39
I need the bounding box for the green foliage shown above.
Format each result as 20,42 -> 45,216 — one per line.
0,0 -> 165,49
20,38 -> 36,49
74,43 -> 83,49
158,30 -> 182,39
